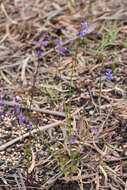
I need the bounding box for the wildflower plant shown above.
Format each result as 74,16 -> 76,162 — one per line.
91,127 -> 99,135
103,20 -> 120,47
0,17 -> 110,182
77,20 -> 89,41
105,69 -> 112,80
68,137 -> 77,143
39,40 -> 48,47
91,22 -> 119,110
0,26 -> 81,177
47,87 -> 59,104
30,26 -> 88,176
19,114 -> 25,126
37,21 -> 90,176
54,39 -> 67,56
62,50 -> 82,175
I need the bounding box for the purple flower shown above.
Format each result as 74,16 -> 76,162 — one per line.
107,57 -> 111,62
19,114 -> 25,126
12,107 -> 15,112
91,127 -> 99,135
58,47 -> 67,56
0,90 -> 2,93
36,51 -> 43,57
0,112 -> 3,119
68,137 -> 76,143
54,39 -> 67,55
77,28 -> 86,40
29,120 -> 32,130
12,106 -> 20,114
54,39 -> 61,47
16,106 -> 20,114
6,113 -> 11,118
45,30 -> 50,37
45,33 -> 49,37
105,69 -> 112,80
14,97 -> 19,102
39,40 -> 48,46
77,21 -> 88,40
81,21 -> 88,33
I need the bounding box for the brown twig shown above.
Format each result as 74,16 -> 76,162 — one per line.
0,120 -> 63,151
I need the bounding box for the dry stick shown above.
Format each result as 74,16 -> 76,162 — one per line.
0,62 -> 22,70
0,120 -> 63,152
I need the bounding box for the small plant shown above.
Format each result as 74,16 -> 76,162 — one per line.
105,69 -> 112,81
103,20 -> 120,47
33,21 -> 89,177
0,15 -> 119,189
0,22 -> 91,178
89,21 -> 120,59
47,87 -> 59,104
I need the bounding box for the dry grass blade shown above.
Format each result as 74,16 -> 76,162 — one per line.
99,165 -> 108,186
14,174 -> 22,190
0,71 -> 12,85
93,137 -> 107,157
1,3 -> 18,24
21,56 -> 30,86
28,149 -> 35,174
17,169 -> 26,190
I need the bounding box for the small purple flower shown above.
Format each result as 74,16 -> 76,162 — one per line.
45,33 -> 49,37
77,21 -> 88,40
36,51 -> 43,57
14,97 -> 19,102
12,106 -> 20,114
68,137 -> 76,143
29,120 -> 32,130
45,30 -> 50,37
91,127 -> 99,135
0,112 -> 3,119
77,28 -> 86,40
39,40 -> 48,46
15,106 -> 20,114
6,113 -> 11,118
105,69 -> 112,80
58,47 -> 67,56
107,57 -> 111,62
19,114 -> 25,126
54,39 -> 67,55
0,90 -> 2,93
12,107 -> 15,112
81,20 -> 88,33
54,39 -> 61,47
